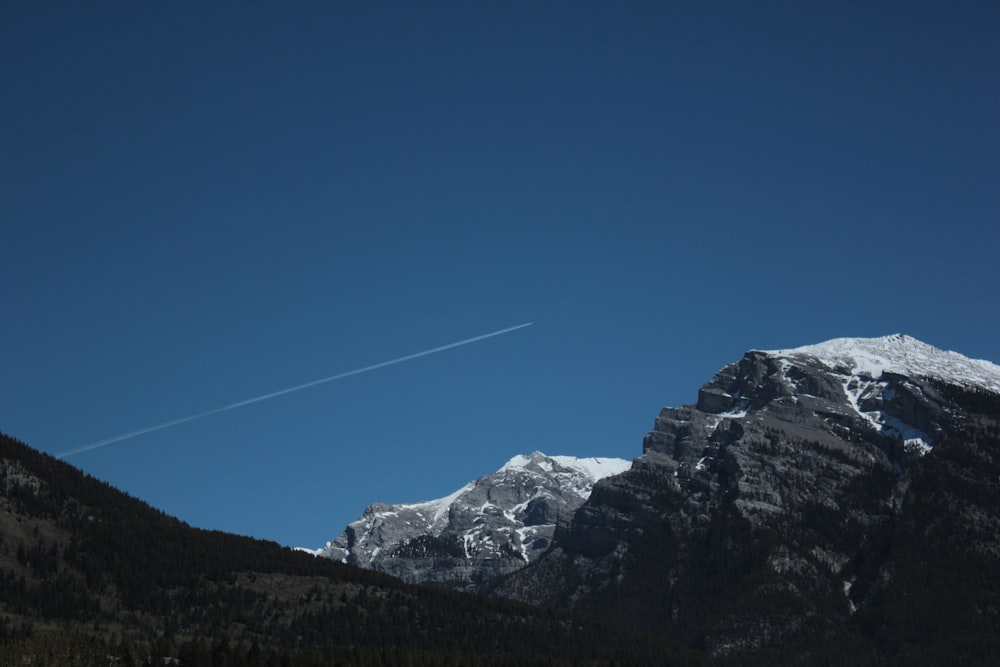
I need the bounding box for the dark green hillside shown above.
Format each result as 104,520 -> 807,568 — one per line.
0,432 -> 702,666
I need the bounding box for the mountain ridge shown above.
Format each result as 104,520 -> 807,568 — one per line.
493,333 -> 1000,663
4,332 -> 998,664
313,451 -> 630,590
762,333 -> 1000,392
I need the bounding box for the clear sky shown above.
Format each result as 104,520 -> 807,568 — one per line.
2,1 -> 998,549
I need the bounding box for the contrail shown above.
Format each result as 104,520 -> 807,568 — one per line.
56,322 -> 533,459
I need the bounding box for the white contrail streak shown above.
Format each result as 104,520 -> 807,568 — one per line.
56,322 -> 533,459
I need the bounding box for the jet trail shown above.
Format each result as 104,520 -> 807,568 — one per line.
56,322 -> 533,459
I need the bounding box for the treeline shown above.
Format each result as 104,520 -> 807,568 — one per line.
0,633 -> 674,667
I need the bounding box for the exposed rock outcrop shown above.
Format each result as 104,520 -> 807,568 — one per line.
313,452 -> 631,590
495,335 -> 1000,662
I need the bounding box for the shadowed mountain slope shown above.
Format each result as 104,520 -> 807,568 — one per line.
494,335 -> 1000,665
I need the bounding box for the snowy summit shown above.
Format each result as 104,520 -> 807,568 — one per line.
763,334 -> 1000,393
312,451 -> 631,589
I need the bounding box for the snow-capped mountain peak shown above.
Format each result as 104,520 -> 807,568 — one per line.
763,334 -> 1000,392
500,451 -> 632,480
715,335 -> 1000,459
494,338 -> 1000,660
314,452 -> 632,590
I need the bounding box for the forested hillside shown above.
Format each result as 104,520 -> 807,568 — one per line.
0,432 -> 700,666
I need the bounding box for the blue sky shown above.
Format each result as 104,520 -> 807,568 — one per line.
2,1 -> 998,548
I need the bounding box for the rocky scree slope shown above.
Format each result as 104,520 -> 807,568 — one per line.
494,334 -> 1000,663
314,452 -> 631,590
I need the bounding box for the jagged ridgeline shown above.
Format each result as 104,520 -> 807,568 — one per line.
0,432 -> 699,665
4,334 -> 1000,666
313,452 -> 631,590
494,335 -> 1000,665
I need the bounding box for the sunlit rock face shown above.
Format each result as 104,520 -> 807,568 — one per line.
496,335 -> 1000,660
314,452 -> 631,590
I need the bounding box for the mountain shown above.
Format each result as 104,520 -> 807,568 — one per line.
0,432 -> 699,665
494,334 -> 1000,664
7,333 -> 998,665
313,452 -> 631,590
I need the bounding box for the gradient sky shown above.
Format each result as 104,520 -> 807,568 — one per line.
2,1 -> 998,549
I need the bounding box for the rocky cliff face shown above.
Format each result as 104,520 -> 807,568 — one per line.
495,335 -> 1000,662
314,452 -> 631,590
